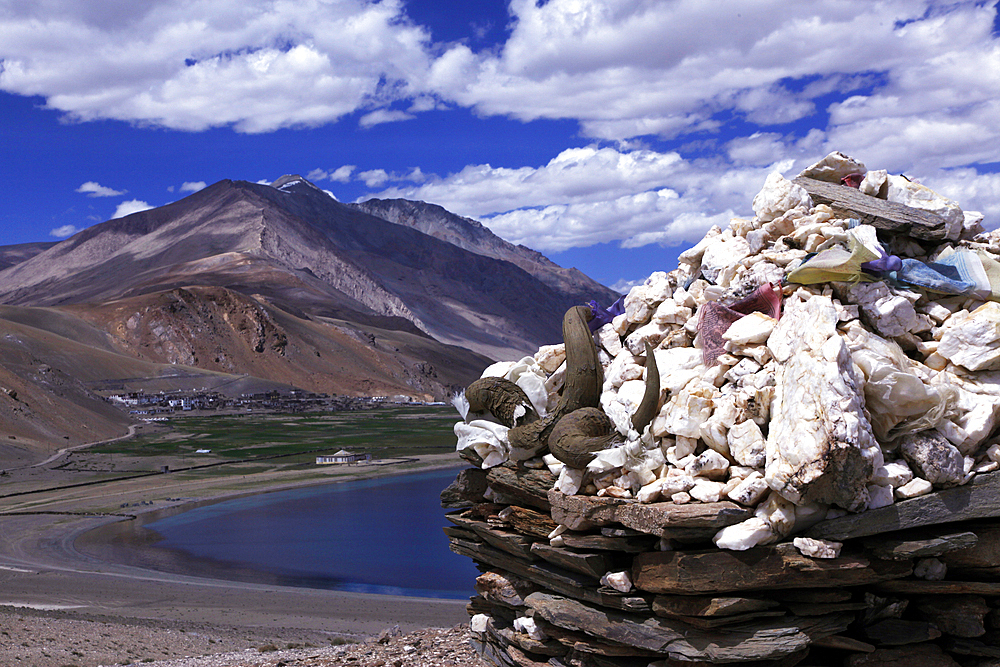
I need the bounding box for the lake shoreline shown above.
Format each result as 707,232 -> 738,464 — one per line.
0,453 -> 478,667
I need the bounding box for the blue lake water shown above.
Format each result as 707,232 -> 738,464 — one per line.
143,467 -> 480,599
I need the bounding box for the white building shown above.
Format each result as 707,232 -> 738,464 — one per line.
316,449 -> 370,465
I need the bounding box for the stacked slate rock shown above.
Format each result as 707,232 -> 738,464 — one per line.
443,152 -> 1000,667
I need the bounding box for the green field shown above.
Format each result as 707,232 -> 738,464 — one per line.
90,405 -> 461,466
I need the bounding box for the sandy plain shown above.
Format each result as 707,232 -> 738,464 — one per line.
0,444 -> 475,667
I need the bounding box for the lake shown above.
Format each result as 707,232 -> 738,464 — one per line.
126,467 -> 481,599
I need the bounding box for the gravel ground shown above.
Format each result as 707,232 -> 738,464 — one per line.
0,608 -> 485,667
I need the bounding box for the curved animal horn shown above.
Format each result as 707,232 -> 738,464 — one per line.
549,407 -> 623,469
464,376 -> 538,428
558,305 -> 603,414
630,341 -> 660,434
507,305 -> 604,461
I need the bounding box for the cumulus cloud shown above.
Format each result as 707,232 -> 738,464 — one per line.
180,181 -> 207,193
307,165 -> 355,183
0,0 -> 434,132
76,181 -> 125,197
365,145 -> 783,251
49,224 -> 80,238
112,199 -> 154,219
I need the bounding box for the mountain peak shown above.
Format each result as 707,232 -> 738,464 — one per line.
270,174 -> 323,193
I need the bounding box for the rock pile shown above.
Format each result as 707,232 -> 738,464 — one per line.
443,152 -> 1000,666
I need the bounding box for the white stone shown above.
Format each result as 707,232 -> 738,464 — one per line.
724,358 -> 762,385
603,351 -> 644,390
867,483 -> 895,509
712,516 -> 774,551
847,282 -> 919,339
659,473 -> 696,496
752,173 -> 812,223
625,321 -> 671,355
989,443 -> 1000,465
637,478 -> 665,503
894,477 -> 934,500
596,324 -> 623,357
471,614 -> 490,633
899,430 -> 966,488
513,616 -> 547,641
728,420 -> 766,469
937,303 -> 1000,371
600,571 -> 633,593
723,312 -> 777,348
678,226 -> 722,266
671,491 -> 691,504
685,449 -> 729,479
689,479 -> 726,503
860,169 -> 888,197
534,344 -> 566,374
556,466 -> 585,495
913,557 -> 947,581
700,232 -> 752,284
755,492 -> 796,540
799,151 -> 867,183
874,460 -> 914,488
886,174 -> 964,241
653,348 -> 704,392
651,299 -> 692,326
765,295 -> 879,511
727,472 -> 770,506
652,382 -> 715,439
793,537 -> 843,559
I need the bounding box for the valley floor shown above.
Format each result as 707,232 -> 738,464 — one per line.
0,451 -> 478,667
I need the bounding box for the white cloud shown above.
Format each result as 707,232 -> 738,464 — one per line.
359,169 -> 390,188
307,165 -> 355,183
0,0 -> 434,132
112,199 -> 154,219
359,109 -> 414,128
365,145 -> 782,251
76,181 -> 125,197
180,181 -> 207,193
49,224 -> 80,238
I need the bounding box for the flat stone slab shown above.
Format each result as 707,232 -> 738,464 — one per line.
805,471 -> 1000,541
792,176 -> 948,240
632,543 -> 912,595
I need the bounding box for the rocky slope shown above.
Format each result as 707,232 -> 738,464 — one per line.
0,177 -> 615,459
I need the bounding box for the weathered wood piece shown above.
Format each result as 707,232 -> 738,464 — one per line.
529,542 -> 615,580
560,533 -> 657,553
862,619 -> 941,645
486,463 -> 555,511
792,176 -> 948,241
450,538 -> 650,612
863,531 -> 977,560
913,595 -> 988,637
632,543 -> 912,595
526,592 -> 852,663
651,595 -> 778,619
805,471 -> 1000,541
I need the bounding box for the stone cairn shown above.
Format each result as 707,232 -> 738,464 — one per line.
442,152 -> 1000,667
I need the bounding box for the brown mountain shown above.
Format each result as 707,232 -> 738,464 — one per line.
0,176 -> 618,458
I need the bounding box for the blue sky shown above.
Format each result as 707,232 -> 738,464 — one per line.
2,0 -> 999,293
